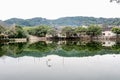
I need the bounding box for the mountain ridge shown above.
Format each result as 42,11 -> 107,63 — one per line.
2,16 -> 120,27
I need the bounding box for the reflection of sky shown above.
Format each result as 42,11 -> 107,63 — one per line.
0,55 -> 120,80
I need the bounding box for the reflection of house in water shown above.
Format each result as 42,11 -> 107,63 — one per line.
46,41 -> 53,44
102,40 -> 115,47
57,40 -> 66,45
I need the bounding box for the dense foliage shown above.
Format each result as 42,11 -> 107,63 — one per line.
111,27 -> 120,42
0,41 -> 120,57
74,27 -> 87,37
61,27 -> 74,38
47,28 -> 58,37
111,27 -> 120,35
28,25 -> 50,37
86,25 -> 102,40
8,26 -> 27,38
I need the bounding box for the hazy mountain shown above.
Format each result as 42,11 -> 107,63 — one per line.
4,16 -> 120,27
0,20 -> 11,27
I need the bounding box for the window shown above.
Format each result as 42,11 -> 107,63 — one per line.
103,42 -> 105,44
102,33 -> 105,35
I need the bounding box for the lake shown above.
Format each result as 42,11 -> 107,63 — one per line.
0,40 -> 120,80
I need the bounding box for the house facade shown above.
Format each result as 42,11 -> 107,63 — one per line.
102,31 -> 116,37
101,27 -> 116,38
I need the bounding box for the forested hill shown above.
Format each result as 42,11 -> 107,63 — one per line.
3,16 -> 120,27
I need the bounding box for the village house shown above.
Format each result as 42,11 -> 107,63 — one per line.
46,25 -> 117,38
101,27 -> 116,38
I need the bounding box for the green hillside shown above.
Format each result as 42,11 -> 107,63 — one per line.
4,16 -> 120,27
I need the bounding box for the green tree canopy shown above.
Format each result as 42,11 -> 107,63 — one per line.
86,25 -> 102,40
61,26 -> 74,38
8,25 -> 27,38
111,27 -> 120,42
111,27 -> 120,36
47,28 -> 58,37
75,27 -> 87,37
28,25 -> 50,37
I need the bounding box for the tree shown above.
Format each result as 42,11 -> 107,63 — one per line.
47,28 -> 58,37
111,27 -> 120,41
61,26 -> 74,38
86,25 -> 102,41
0,25 -> 6,34
8,25 -> 27,38
28,25 -> 50,37
75,27 -> 86,37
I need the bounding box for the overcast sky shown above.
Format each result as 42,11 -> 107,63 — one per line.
0,0 -> 120,20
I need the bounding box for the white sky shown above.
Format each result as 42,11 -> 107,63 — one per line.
0,0 -> 120,20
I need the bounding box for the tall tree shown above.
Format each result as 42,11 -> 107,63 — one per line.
61,26 -> 74,38
75,27 -> 86,37
47,28 -> 58,37
111,27 -> 120,42
8,25 -> 27,38
28,25 -> 50,37
86,25 -> 102,41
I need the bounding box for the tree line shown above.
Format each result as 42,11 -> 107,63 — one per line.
0,25 -> 120,40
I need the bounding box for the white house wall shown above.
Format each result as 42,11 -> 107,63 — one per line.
102,31 -> 116,37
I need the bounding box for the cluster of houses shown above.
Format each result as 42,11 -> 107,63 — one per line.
46,25 -> 117,38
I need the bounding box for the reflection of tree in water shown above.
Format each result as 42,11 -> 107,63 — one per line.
0,40 -> 120,58
60,41 -> 120,57
61,41 -> 83,51
61,41 -> 102,52
111,42 -> 120,51
0,43 -> 27,57
86,41 -> 102,52
0,44 -> 8,56
8,43 -> 27,55
28,41 -> 57,52
61,41 -> 75,51
28,41 -> 48,52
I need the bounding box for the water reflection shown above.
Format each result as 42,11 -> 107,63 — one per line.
0,41 -> 120,80
0,55 -> 120,80
0,40 -> 120,58
102,40 -> 116,47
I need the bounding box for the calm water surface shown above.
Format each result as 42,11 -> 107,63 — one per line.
0,40 -> 120,80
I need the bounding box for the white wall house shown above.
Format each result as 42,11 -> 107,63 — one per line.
102,31 -> 116,37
